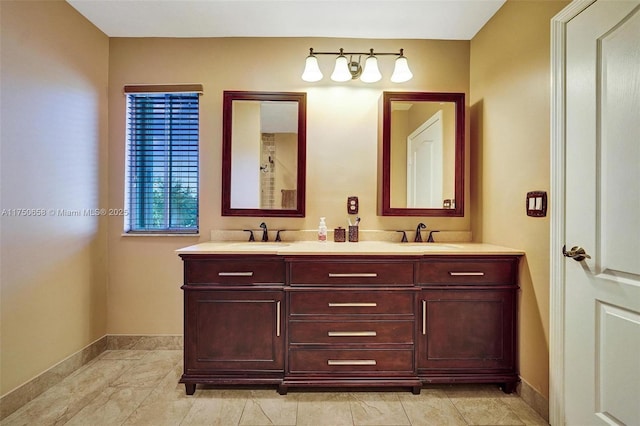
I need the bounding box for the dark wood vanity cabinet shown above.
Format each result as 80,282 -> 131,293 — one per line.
180,255 -> 285,395
179,253 -> 520,395
416,256 -> 519,393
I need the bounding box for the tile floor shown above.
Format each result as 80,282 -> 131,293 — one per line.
1,350 -> 549,426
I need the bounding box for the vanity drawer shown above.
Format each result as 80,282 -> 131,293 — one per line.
289,349 -> 414,373
289,320 -> 414,345
184,257 -> 285,285
288,260 -> 414,286
417,257 -> 518,286
289,290 -> 415,316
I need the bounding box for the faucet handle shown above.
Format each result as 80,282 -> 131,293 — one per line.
396,230 -> 408,243
427,230 -> 440,243
243,229 -> 255,242
275,230 -> 286,242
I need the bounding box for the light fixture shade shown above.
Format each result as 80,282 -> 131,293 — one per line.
331,55 -> 352,82
360,56 -> 382,83
391,56 -> 413,83
302,55 -> 323,82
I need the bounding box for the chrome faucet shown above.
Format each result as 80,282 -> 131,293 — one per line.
414,222 -> 426,242
259,222 -> 269,242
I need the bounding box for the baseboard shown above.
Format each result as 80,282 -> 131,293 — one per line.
106,334 -> 183,350
517,377 -> 550,423
0,334 -> 183,420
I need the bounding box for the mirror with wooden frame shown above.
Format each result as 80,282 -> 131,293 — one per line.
379,91 -> 465,216
222,91 -> 306,217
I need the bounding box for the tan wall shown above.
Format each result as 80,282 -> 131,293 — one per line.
470,0 -> 568,400
107,37 -> 470,334
0,1 -> 109,395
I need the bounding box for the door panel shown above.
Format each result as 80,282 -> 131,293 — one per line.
597,303 -> 640,425
418,289 -> 515,371
599,7 -> 640,278
407,111 -> 443,207
565,2 -> 640,424
185,290 -> 284,371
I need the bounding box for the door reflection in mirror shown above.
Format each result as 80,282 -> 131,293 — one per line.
390,101 -> 456,209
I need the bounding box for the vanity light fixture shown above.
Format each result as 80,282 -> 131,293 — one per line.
302,48 -> 413,83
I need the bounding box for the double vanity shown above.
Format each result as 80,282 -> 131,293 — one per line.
183,90 -> 520,395
177,241 -> 522,395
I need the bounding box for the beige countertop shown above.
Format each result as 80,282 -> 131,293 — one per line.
176,240 -> 524,256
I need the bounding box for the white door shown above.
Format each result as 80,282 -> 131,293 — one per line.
406,110 -> 443,208
564,1 -> 640,425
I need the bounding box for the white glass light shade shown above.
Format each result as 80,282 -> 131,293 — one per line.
302,55 -> 323,82
330,55 -> 352,82
360,56 -> 382,83
391,56 -> 413,83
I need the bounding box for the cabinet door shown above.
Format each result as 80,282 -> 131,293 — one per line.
418,289 -> 516,371
184,289 -> 284,371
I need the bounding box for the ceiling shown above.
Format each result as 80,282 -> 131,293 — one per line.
66,0 -> 505,40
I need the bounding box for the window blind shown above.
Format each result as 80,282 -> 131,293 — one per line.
126,92 -> 199,233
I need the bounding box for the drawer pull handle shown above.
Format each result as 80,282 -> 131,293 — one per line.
328,302 -> 377,307
328,273 -> 378,278
328,331 -> 377,337
276,301 -> 281,337
327,360 -> 376,366
218,272 -> 254,277
448,272 -> 485,276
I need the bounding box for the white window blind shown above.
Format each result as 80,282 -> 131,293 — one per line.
125,87 -> 200,233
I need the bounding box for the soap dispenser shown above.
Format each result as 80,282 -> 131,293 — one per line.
318,217 -> 328,242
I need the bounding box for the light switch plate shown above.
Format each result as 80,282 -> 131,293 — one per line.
347,196 -> 359,214
526,191 -> 547,217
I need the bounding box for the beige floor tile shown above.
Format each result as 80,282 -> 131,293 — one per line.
64,387 -> 152,426
121,395 -> 194,426
349,392 -> 410,426
442,384 -> 515,399
452,397 -> 524,425
239,389 -> 298,425
110,350 -> 182,389
181,389 -> 247,425
121,361 -> 196,425
398,389 -> 467,426
296,392 -> 354,426
502,399 -> 549,426
99,350 -> 150,360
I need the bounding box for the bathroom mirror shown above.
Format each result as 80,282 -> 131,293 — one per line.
379,91 -> 465,216
222,91 -> 306,217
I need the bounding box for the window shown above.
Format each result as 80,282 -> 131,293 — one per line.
124,85 -> 201,233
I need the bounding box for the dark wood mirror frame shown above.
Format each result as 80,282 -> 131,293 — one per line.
379,91 -> 465,217
222,91 -> 306,217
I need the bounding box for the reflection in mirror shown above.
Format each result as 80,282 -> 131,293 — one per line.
380,92 -> 464,216
222,91 -> 306,217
